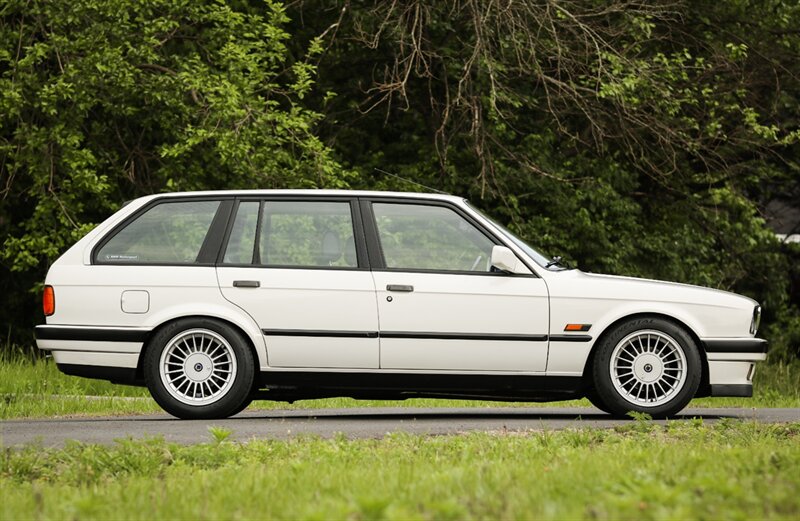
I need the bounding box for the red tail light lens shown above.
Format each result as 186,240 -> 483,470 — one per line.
43,285 -> 55,316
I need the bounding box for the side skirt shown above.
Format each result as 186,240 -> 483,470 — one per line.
254,371 -> 584,402
57,363 -> 144,386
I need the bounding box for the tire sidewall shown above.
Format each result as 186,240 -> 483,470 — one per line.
144,318 -> 255,419
592,317 -> 702,418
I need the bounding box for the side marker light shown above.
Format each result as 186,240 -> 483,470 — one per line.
564,324 -> 591,332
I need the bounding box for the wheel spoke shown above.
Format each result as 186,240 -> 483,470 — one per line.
609,329 -> 688,408
159,329 -> 238,406
207,344 -> 222,359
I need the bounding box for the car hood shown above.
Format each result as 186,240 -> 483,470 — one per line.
550,269 -> 757,311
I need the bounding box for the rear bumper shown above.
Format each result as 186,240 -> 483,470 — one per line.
35,325 -> 150,379
35,325 -> 150,343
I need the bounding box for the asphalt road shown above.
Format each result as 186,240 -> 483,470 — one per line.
3,407 -> 799,447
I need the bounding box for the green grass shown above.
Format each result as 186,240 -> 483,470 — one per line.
2,354 -> 799,419
2,421 -> 799,520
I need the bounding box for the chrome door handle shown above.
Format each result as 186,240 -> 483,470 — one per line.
233,280 -> 260,288
386,284 -> 414,292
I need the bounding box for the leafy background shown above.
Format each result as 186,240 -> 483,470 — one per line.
1,0 -> 798,359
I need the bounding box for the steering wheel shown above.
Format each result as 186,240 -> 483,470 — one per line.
470,254 -> 484,271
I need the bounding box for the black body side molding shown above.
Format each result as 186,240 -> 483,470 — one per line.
262,329 -> 590,343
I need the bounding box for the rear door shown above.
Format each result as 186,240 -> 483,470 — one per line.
364,200 -> 549,372
217,197 -> 379,369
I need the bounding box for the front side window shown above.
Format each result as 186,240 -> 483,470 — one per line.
466,202 -> 553,268
96,200 -> 221,264
372,203 -> 496,272
222,200 -> 358,268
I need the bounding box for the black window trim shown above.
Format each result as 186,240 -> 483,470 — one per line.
217,195 -> 370,271
359,196 -> 539,278
197,200 -> 235,264
252,200 -> 265,265
91,193 -> 538,275
92,195 -> 234,267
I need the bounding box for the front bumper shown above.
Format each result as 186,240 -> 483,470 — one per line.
702,337 -> 768,354
700,337 -> 767,397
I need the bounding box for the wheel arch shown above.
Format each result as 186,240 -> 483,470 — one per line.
581,312 -> 709,393
135,315 -> 263,382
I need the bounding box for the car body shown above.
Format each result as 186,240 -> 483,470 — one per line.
35,190 -> 767,418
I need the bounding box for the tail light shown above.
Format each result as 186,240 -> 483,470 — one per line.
43,285 -> 55,316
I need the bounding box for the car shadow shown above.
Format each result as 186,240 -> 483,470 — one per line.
232,411 -> 737,422
9,408 -> 741,423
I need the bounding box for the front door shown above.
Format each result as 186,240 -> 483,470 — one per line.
217,198 -> 379,369
367,201 -> 549,372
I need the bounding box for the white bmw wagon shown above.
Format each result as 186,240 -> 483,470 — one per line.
35,190 -> 767,418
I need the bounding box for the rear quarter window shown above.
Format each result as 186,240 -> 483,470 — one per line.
95,200 -> 221,264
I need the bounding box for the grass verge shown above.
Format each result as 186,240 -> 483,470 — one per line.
2,354 -> 799,419
2,420 -> 799,520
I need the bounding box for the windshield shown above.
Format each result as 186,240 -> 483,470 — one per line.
465,202 -> 554,268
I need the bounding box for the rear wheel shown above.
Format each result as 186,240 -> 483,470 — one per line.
144,318 -> 255,419
592,317 -> 701,418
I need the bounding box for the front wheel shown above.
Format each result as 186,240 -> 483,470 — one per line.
592,317 -> 701,418
144,318 -> 255,419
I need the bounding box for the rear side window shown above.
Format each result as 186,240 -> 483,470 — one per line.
223,201 -> 259,264
222,200 -> 358,268
96,200 -> 221,264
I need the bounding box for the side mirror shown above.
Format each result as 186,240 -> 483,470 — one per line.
490,245 -> 531,275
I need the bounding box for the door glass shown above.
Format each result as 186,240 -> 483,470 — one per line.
372,203 -> 495,272
96,200 -> 221,264
260,201 -> 358,268
223,201 -> 259,264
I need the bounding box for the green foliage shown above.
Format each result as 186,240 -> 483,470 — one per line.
0,0 -> 349,338
207,425 -> 233,445
286,0 -> 800,357
2,423 -> 800,519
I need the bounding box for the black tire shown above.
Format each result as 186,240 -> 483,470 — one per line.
144,317 -> 255,419
227,396 -> 254,417
592,317 -> 702,419
584,387 -> 613,414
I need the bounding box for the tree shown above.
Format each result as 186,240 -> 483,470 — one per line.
286,0 -> 799,357
0,0 -> 347,343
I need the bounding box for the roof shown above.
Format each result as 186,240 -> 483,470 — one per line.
147,189 -> 464,203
